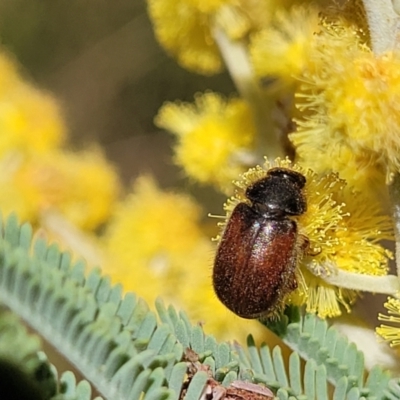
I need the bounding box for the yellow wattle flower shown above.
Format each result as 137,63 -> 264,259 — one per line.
215,0 -> 281,40
0,149 -> 119,230
146,0 -> 287,74
250,6 -> 320,86
0,52 -> 27,95
323,51 -> 400,176
147,0 -> 225,75
155,92 -> 256,192
104,175 -> 205,265
0,53 -> 65,156
183,0 -> 227,13
290,121 -> 387,198
291,17 -> 400,184
0,84 -> 66,155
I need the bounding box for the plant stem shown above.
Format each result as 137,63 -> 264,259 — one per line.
362,0 -> 400,286
389,173 -> 400,282
212,26 -> 284,160
320,268 -> 400,295
362,0 -> 400,53
40,209 -> 103,266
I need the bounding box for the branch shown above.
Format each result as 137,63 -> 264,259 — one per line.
212,26 -> 284,160
362,0 -> 400,53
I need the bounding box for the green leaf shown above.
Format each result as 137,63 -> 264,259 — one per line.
0,214 -> 399,400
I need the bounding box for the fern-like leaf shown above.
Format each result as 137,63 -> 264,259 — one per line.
0,213 -> 399,400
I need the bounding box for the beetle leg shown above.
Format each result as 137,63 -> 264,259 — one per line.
298,234 -> 321,256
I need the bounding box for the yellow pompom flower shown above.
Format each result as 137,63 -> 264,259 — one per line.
291,121 -> 387,197
0,53 -> 65,156
182,0 -> 228,14
102,176 -> 274,343
0,84 -> 66,156
0,52 -> 65,155
147,0 -> 226,74
377,297 -> 400,347
103,176 -> 212,310
0,52 -> 26,95
104,176 -> 204,267
215,0 -> 287,41
147,0 -> 287,74
0,149 -> 119,230
219,158 -> 392,318
292,17 -> 400,183
155,92 -> 256,192
250,6 -> 320,85
322,51 -> 400,177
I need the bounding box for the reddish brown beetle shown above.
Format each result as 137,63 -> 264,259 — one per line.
212,167 -> 307,319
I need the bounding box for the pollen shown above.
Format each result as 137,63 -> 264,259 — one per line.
377,297 -> 400,347
250,6 -> 320,86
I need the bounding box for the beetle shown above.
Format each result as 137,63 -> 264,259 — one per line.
212,167 -> 307,319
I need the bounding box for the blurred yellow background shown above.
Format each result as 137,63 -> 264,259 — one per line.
0,0 -> 234,202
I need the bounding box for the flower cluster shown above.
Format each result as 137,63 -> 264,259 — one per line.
147,0 -> 400,347
155,92 -> 256,192
147,0 -> 283,74
0,53 -> 120,231
3,0 -> 400,352
0,49 -> 276,344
